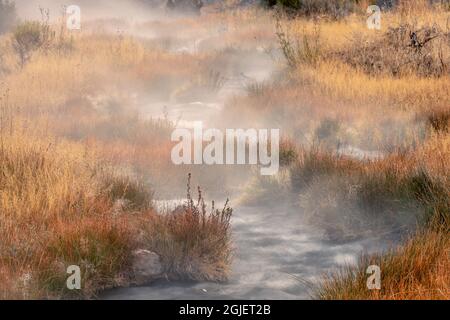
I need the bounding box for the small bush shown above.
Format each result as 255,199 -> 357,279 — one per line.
291,148 -> 359,191
315,118 -> 342,147
145,174 -> 233,282
276,18 -> 322,67
13,21 -> 47,67
427,109 -> 450,133
408,170 -> 449,227
102,174 -> 153,211
337,23 -> 449,77
279,138 -> 299,167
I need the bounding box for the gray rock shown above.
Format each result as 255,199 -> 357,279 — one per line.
132,249 -> 163,284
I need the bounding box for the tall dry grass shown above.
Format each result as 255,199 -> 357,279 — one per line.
0,130 -> 234,298
227,1 -> 449,299
316,230 -> 449,300
0,15 -> 237,298
0,133 -> 140,299
0,0 -> 447,299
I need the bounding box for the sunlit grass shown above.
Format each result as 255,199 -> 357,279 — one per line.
0,0 -> 448,300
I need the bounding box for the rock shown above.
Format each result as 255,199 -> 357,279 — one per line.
132,249 -> 163,284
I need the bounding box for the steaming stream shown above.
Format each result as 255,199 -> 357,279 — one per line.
101,29 -> 395,300
7,0 -> 431,301
104,203 -> 395,300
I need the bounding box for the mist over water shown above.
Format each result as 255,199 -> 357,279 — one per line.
104,205 -> 398,300
10,0 -> 416,299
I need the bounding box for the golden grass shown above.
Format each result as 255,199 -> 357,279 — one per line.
0,130 -> 233,298
0,24 -> 236,295
288,134 -> 449,299
233,2 -> 449,299
0,133 -> 138,299
0,34 -> 205,113
316,230 -> 449,300
298,61 -> 450,111
0,1 -> 448,299
274,5 -> 450,108
283,3 -> 449,47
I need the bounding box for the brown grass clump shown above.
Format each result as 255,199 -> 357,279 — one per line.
276,16 -> 322,68
338,23 -> 449,77
0,128 -> 233,298
316,230 -> 449,300
426,109 -> 450,133
292,132 -> 449,228
290,136 -> 449,298
0,134 -> 140,299
143,174 -> 233,282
